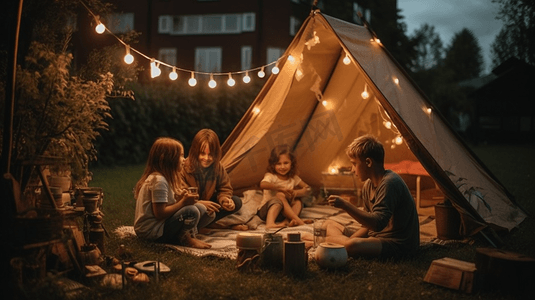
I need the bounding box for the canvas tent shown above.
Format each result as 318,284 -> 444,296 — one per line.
220,11 -> 527,243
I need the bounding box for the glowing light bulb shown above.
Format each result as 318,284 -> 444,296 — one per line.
258,67 -> 265,78
150,60 -> 161,78
252,107 -> 260,115
394,78 -> 399,84
395,136 -> 403,145
426,107 -> 432,114
343,54 -> 351,65
384,121 -> 392,129
361,85 -> 369,99
272,65 -> 280,74
124,46 -> 134,64
288,55 -> 295,63
243,72 -> 251,83
169,68 -> 178,80
208,74 -> 217,88
95,22 -> 105,34
227,73 -> 235,87
188,73 -> 197,87
375,38 -> 381,44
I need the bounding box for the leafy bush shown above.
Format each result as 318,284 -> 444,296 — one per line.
94,79 -> 263,165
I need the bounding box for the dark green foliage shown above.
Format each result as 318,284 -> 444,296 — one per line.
491,0 -> 535,67
94,80 -> 263,165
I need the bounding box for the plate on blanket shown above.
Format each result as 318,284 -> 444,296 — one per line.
134,261 -> 170,273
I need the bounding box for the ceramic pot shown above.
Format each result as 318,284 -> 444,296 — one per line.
315,242 -> 348,269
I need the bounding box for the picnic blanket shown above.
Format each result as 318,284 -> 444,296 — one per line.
114,190 -> 439,260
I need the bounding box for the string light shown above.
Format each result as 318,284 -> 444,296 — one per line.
393,77 -> 399,85
361,84 -> 369,99
258,66 -> 265,78
94,16 -> 106,34
243,71 -> 251,83
343,53 -> 351,65
169,67 -> 178,80
124,45 -> 134,64
188,72 -> 197,87
208,74 -> 217,88
288,55 -> 295,63
82,2 -> 285,87
227,73 -> 235,87
150,59 -> 161,78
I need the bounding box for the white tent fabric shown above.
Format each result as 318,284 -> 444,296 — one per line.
221,11 -> 527,238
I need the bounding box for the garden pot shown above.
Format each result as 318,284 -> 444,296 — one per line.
47,175 -> 71,192
315,242 -> 348,269
435,202 -> 462,240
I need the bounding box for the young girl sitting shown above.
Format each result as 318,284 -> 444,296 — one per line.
180,129 -> 247,230
134,137 -> 213,248
258,144 -> 312,228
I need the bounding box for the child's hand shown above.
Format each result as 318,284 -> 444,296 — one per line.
282,189 -> 295,201
198,200 -> 220,214
175,189 -> 198,206
327,195 -> 345,208
220,197 -> 235,211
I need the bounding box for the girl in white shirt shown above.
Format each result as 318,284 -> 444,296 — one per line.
134,137 -> 213,248
258,144 -> 312,228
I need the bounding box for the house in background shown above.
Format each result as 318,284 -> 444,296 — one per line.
464,57 -> 535,143
72,0 -> 395,82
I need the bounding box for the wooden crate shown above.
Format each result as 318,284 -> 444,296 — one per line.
424,257 -> 477,293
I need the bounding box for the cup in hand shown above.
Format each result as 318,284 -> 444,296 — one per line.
187,187 -> 199,199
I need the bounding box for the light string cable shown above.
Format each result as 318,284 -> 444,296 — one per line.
79,0 -> 282,83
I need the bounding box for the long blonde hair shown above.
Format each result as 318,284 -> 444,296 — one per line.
134,137 -> 184,198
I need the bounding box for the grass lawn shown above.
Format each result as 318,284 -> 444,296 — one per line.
23,144 -> 535,300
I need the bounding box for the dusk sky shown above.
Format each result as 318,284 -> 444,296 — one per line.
398,0 -> 503,74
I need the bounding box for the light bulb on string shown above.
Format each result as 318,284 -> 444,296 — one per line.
343,53 -> 351,65
95,16 -> 106,34
395,136 -> 403,145
208,74 -> 217,88
227,73 -> 235,87
124,46 -> 134,64
272,64 -> 280,75
288,55 -> 295,63
258,66 -> 265,78
188,72 -> 197,87
169,67 -> 178,80
243,71 -> 251,83
361,84 -> 369,99
150,59 -> 161,78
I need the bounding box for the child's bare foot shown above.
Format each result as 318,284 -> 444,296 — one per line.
231,224 -> 249,231
288,219 -> 305,227
188,238 -> 212,249
266,221 -> 288,229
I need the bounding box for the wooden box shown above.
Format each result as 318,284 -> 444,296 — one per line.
424,257 -> 477,293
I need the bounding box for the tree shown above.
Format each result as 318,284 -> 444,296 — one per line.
491,0 -> 535,67
444,28 -> 484,81
411,24 -> 444,72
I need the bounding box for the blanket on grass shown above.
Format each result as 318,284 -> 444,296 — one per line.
114,190 -> 439,260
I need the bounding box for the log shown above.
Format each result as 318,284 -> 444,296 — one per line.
475,247 -> 535,294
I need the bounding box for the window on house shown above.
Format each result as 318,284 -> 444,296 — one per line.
158,15 -> 172,33
242,13 -> 255,32
106,13 -> 134,34
195,47 -> 222,72
267,47 -> 284,73
167,13 -> 254,35
158,48 -> 177,66
241,46 -> 252,70
290,16 -> 300,36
